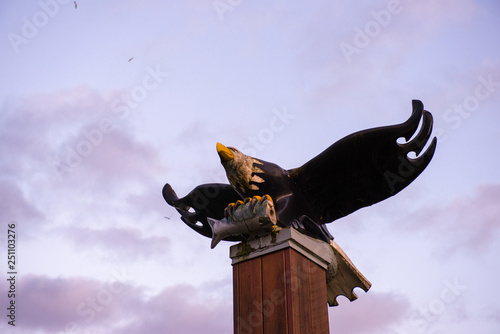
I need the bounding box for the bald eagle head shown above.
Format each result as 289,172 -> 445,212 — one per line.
216,142 -> 265,196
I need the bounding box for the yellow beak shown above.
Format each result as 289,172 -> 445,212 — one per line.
216,142 -> 234,162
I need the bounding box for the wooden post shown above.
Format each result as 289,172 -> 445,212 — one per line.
230,228 -> 333,334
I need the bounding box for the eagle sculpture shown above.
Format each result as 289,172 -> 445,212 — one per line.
163,100 -> 437,244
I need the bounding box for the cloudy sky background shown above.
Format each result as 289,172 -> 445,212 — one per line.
1,0 -> 499,333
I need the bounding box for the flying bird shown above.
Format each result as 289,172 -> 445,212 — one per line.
163,100 -> 437,243
128,57 -> 134,62
74,1 -> 77,9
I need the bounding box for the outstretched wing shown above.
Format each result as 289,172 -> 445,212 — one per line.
289,100 -> 437,224
162,183 -> 243,240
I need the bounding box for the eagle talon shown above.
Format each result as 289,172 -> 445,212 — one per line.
224,203 -> 236,221
249,197 -> 258,210
234,200 -> 245,210
246,195 -> 268,211
262,194 -> 273,205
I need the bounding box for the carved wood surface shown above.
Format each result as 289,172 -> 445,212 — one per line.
326,240 -> 372,306
233,248 -> 329,334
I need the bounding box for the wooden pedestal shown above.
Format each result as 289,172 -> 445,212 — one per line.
230,228 -> 332,334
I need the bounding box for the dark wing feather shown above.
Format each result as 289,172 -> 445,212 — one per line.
289,100 -> 437,224
163,183 -> 243,240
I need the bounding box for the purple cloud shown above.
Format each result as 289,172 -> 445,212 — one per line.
114,284 -> 233,334
424,183 -> 500,253
65,226 -> 170,260
0,273 -> 141,333
0,180 -> 43,226
0,275 -> 232,334
373,183 -> 500,256
0,87 -> 168,228
330,291 -> 410,333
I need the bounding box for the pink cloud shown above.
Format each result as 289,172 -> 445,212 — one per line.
0,87 -> 168,230
0,274 -> 142,333
0,86 -> 166,187
0,180 -> 42,225
65,226 -> 170,260
330,291 -> 411,333
115,284 -> 233,334
374,183 -> 500,256
431,183 -> 500,253
71,127 -> 165,185
0,275 -> 232,334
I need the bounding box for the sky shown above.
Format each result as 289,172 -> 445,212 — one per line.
0,0 -> 499,333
